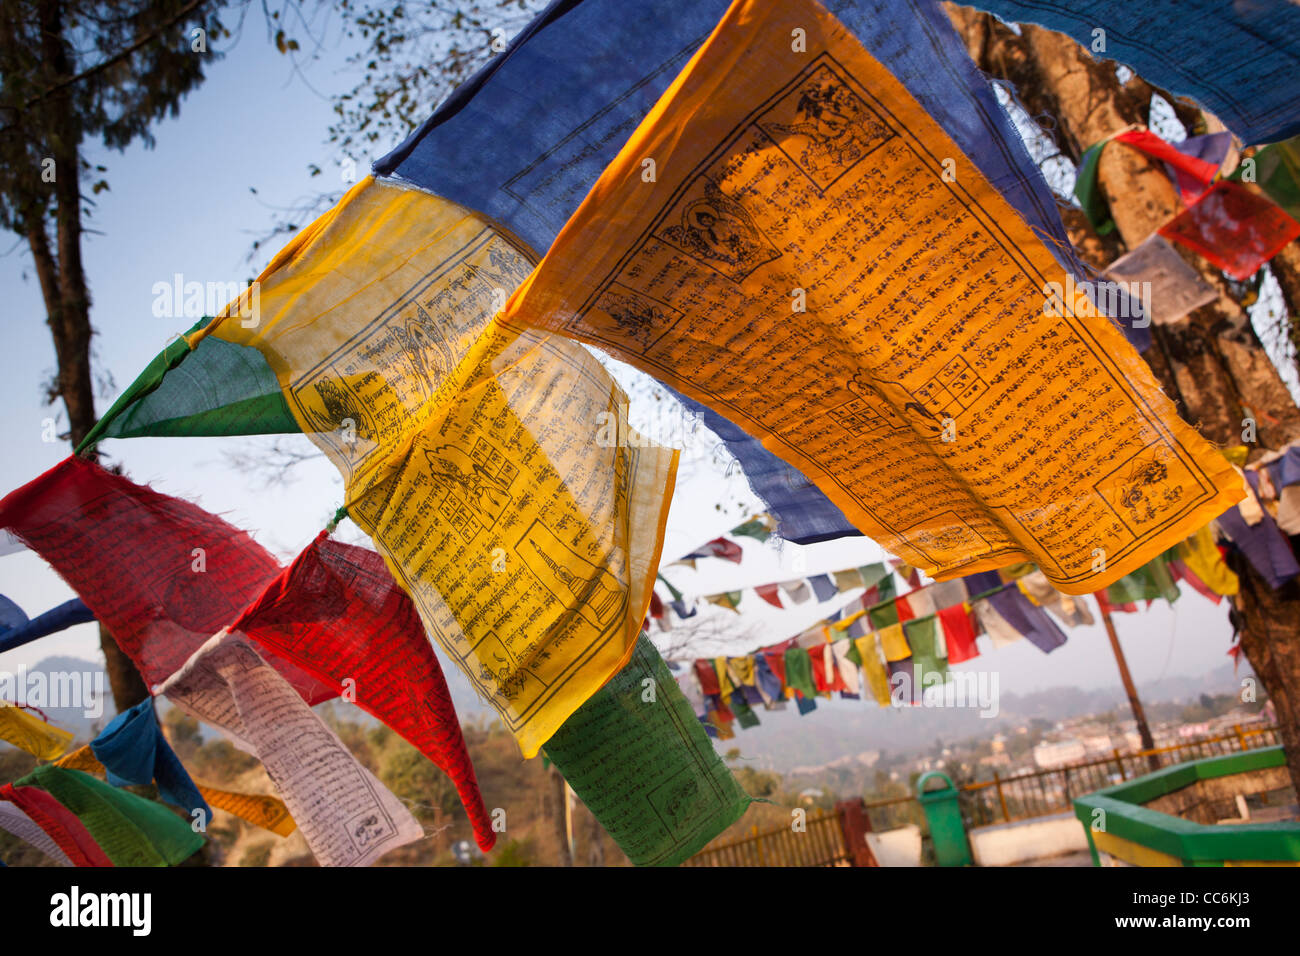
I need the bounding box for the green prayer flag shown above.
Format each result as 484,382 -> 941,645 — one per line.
729,517 -> 772,543
1232,137 -> 1300,222
1107,556 -> 1180,606
543,636 -> 750,866
844,639 -> 862,668
857,562 -> 889,591
656,573 -> 684,603
782,646 -> 818,700
78,318 -> 298,452
18,765 -> 203,866
728,690 -> 761,729
904,618 -> 949,688
868,601 -> 900,630
1074,140 -> 1117,235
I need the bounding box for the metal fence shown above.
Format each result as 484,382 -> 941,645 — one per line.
953,723 -> 1279,828
683,723 -> 1279,866
681,806 -> 853,867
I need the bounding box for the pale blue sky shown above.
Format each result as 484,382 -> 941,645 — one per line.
0,18 -> 1246,718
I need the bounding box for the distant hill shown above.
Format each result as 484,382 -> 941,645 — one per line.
0,655 -> 115,744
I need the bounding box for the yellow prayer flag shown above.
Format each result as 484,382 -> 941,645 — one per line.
729,655 -> 756,687
502,0 -> 1242,596
714,657 -> 735,698
853,634 -> 892,706
198,178 -> 677,757
1179,524 -> 1240,597
878,624 -> 912,662
0,703 -> 72,760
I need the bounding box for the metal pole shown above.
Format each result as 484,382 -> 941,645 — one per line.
1100,603 -> 1160,773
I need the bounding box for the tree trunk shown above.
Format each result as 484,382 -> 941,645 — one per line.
947,5 -> 1300,792
30,0 -> 148,714
550,767 -> 573,866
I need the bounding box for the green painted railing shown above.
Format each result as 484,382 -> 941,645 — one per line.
1072,746 -> 1300,866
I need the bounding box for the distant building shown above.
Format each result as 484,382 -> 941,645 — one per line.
1033,739 -> 1086,769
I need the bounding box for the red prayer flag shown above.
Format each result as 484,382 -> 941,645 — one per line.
693,659 -> 721,696
1,782 -> 114,867
895,595 -> 916,624
649,590 -> 665,619
1159,181 -> 1300,281
0,458 -> 333,702
0,458 -> 335,704
1093,589 -> 1138,616
936,604 -> 980,664
1115,129 -> 1218,202
228,531 -> 496,851
808,644 -> 834,693
703,537 -> 744,564
754,583 -> 784,609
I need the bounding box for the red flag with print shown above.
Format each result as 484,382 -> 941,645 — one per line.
0,457 -> 333,703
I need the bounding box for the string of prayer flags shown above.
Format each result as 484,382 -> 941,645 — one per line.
705,591 -> 742,613
56,745 -> 297,838
543,635 -> 750,866
0,598 -> 96,654
1104,556 -> 1181,608
226,531 -> 495,850
0,703 -> 73,760
17,766 -> 203,867
157,632 -> 423,867
502,0 -> 1241,596
1017,571 -> 1096,627
967,0 -> 1300,144
1103,236 -> 1217,327
0,457 -> 334,704
188,179 -> 676,759
89,698 -> 209,824
371,0 -> 1113,545
1159,181 -> 1300,281
0,783 -> 113,867
682,561 -> 898,620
